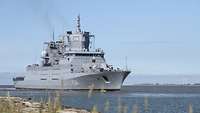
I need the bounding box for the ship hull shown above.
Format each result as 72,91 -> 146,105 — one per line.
14,71 -> 130,90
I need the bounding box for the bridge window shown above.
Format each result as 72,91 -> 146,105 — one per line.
75,53 -> 104,57
65,53 -> 104,57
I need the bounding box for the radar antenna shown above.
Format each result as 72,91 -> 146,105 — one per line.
76,15 -> 81,32
125,56 -> 128,70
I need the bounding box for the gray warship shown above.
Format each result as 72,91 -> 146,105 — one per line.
13,16 -> 131,90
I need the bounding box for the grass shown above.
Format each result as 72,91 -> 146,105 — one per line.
0,91 -> 62,113
0,90 -> 196,113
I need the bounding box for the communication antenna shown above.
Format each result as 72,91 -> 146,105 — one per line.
125,56 -> 128,70
52,29 -> 55,41
93,35 -> 95,50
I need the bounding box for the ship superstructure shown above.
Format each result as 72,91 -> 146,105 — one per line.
13,16 -> 131,90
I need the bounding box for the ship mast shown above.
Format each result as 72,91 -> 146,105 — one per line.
76,15 -> 81,32
52,30 -> 55,41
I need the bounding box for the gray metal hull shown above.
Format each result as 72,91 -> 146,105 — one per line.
14,71 -> 130,90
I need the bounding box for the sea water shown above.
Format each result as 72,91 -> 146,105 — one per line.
0,88 -> 200,113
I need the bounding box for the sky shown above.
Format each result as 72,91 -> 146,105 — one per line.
0,0 -> 200,84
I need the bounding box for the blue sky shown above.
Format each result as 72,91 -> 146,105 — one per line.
0,0 -> 200,84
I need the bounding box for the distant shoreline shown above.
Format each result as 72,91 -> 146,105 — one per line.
1,84 -> 200,87
0,85 -> 14,88
121,85 -> 200,93
1,85 -> 200,93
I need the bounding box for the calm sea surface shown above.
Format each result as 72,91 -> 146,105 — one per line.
0,87 -> 200,113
